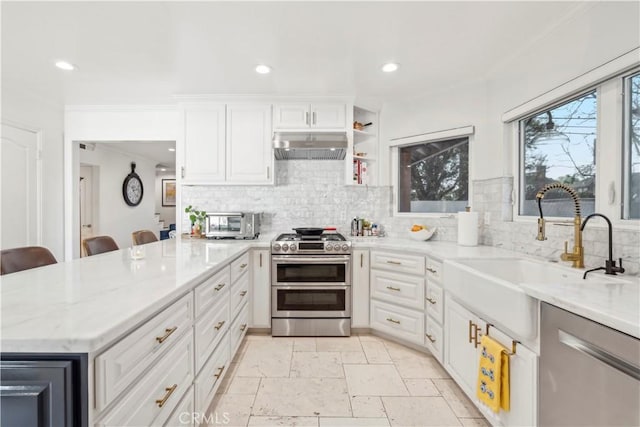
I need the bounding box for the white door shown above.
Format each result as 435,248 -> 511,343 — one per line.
310,103 -> 346,129
79,165 -> 95,256
352,249 -> 370,328
182,104 -> 226,183
273,103 -> 310,129
1,124 -> 39,249
226,104 -> 273,184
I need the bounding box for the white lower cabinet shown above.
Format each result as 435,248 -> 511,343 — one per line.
194,295 -> 229,372
370,299 -> 424,345
164,386 -> 194,427
230,272 -> 249,320
195,334 -> 230,417
425,315 -> 443,361
444,294 -> 537,426
98,331 -> 195,427
352,249 -> 370,328
250,249 -> 270,328
371,268 -> 424,310
230,302 -> 249,355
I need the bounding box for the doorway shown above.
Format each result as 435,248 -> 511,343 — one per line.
79,164 -> 98,256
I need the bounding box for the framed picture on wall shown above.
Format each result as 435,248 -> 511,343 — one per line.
162,179 -> 176,207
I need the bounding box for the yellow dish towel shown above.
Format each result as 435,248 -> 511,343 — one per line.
476,334 -> 510,413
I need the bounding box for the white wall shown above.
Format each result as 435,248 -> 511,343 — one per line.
79,144 -> 158,250
1,87 -> 65,260
155,171 -> 176,227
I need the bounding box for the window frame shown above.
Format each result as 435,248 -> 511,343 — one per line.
511,68 -> 640,229
391,126 -> 474,217
623,70 -> 640,220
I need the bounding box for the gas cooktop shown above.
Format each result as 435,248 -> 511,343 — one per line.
272,232 -> 351,255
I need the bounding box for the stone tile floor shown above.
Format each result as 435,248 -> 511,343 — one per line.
208,334 -> 489,427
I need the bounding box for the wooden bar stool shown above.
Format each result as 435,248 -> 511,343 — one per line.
131,230 -> 158,245
1,246 -> 57,275
83,236 -> 119,256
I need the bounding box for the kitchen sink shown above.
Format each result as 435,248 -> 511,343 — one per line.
443,257 -> 583,340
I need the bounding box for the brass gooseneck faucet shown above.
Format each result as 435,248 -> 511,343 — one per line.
535,183 -> 584,268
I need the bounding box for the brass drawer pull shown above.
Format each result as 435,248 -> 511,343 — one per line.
240,290 -> 247,297
386,260 -> 402,265
240,263 -> 248,269
386,317 -> 401,324
240,324 -> 247,331
386,286 -> 401,292
214,320 -> 226,330
214,365 -> 226,379
427,267 -> 438,274
468,320 -> 480,347
214,283 -> 226,291
155,327 -> 177,344
155,384 -> 177,408
468,320 -> 474,344
426,297 -> 437,305
426,334 -> 436,343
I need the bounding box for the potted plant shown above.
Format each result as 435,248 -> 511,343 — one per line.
185,205 -> 207,236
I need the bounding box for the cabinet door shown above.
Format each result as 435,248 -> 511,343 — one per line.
250,249 -> 270,328
444,295 -> 484,395
183,105 -> 226,183
273,103 -> 310,129
352,249 -> 370,328
226,104 -> 273,184
310,103 -> 346,129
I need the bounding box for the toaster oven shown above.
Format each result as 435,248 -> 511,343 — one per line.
205,212 -> 261,239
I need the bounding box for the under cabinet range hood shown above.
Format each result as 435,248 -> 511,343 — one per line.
273,132 -> 348,160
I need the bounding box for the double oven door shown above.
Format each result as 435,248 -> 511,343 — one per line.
271,255 -> 351,319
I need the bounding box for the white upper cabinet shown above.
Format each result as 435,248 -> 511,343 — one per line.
182,104 -> 226,183
226,104 -> 273,184
273,103 -> 345,130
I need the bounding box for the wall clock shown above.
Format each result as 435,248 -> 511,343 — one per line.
122,162 -> 143,207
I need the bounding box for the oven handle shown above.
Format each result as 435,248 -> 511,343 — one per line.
273,285 -> 350,291
272,256 -> 350,263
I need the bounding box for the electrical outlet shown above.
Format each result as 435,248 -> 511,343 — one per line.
484,212 -> 491,226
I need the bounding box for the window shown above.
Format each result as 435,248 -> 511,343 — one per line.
519,91 -> 597,217
624,72 -> 640,219
398,137 -> 469,213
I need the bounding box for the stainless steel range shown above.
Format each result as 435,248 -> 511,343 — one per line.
271,231 -> 352,337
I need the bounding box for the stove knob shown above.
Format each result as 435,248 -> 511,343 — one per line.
282,245 -> 289,252
326,244 -> 333,251
341,244 -> 349,251
273,243 -> 281,251
290,244 -> 297,251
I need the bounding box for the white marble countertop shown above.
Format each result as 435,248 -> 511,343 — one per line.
2,234 -> 637,354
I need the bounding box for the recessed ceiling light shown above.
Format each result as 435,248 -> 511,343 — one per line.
168,148 -> 175,152
160,168 -> 167,172
55,60 -> 76,71
381,62 -> 399,73
255,64 -> 272,74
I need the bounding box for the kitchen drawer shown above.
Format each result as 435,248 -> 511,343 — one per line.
371,251 -> 425,276
425,315 -> 444,362
98,330 -> 195,427
425,281 -> 444,324
370,299 -> 424,345
195,266 -> 230,319
194,295 -> 229,373
230,272 -> 249,320
371,269 -> 425,311
230,303 -> 249,356
164,385 -> 194,427
95,293 -> 193,412
230,252 -> 250,284
195,334 -> 230,415
426,258 -> 443,283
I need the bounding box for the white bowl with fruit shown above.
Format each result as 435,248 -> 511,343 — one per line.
409,225 -> 436,241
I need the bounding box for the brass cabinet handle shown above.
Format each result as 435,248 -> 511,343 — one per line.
305,112 -> 310,125
468,320 -> 474,344
259,253 -> 262,267
426,333 -> 436,343
155,327 -> 177,344
386,317 -> 401,324
426,267 -> 438,274
214,365 -> 226,379
240,324 -> 247,331
214,320 -> 226,330
214,283 -> 226,291
426,297 -> 437,305
155,384 -> 177,407
240,263 -> 248,269
312,111 -> 317,125
360,253 -> 363,268
386,260 -> 402,265
386,286 -> 401,292
240,290 -> 247,297
468,320 -> 480,348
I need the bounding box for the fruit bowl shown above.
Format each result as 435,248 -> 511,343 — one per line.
409,227 -> 436,241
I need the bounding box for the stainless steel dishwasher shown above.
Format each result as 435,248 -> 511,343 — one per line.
540,302 -> 640,426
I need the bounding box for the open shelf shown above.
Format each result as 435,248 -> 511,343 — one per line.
350,105 -> 379,186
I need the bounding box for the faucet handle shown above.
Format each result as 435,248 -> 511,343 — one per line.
618,258 -> 625,273
563,241 -> 568,254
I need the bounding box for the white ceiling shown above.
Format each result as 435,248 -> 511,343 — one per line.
2,1 -> 590,106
